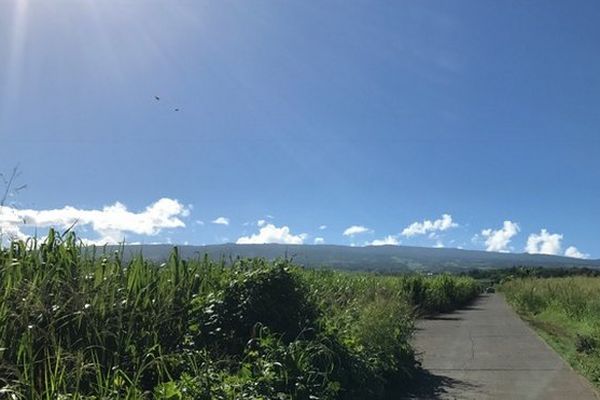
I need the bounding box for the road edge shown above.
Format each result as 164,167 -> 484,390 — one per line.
499,292 -> 600,400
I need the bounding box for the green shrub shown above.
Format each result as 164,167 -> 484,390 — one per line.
352,296 -> 416,383
192,259 -> 318,356
422,275 -> 480,313
575,334 -> 598,355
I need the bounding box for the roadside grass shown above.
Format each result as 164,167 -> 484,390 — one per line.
0,230 -> 480,399
502,277 -> 600,388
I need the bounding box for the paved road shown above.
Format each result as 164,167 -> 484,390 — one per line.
407,294 -> 599,399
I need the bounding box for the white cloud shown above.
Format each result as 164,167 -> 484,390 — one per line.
318,225 -> 327,230
314,237 -> 325,244
367,235 -> 400,246
434,240 -> 445,248
565,246 -> 589,259
525,229 -> 563,255
79,235 -> 124,246
211,217 -> 229,226
343,225 -> 370,236
236,223 -> 305,245
195,220 -> 204,225
401,214 -> 458,237
481,221 -> 520,252
0,198 -> 189,245
257,219 -> 266,227
0,218 -> 28,241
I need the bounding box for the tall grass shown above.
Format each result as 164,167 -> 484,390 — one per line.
0,230 -> 480,399
502,277 -> 600,386
502,277 -> 600,320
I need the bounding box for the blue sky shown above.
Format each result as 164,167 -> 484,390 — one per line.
0,1 -> 598,258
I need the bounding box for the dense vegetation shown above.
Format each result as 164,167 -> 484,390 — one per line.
464,266 -> 600,285
0,231 -> 480,399
502,277 -> 600,387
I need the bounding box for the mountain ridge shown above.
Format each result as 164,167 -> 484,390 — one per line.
107,243 -> 600,272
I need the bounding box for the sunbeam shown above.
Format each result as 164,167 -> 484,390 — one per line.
1,0 -> 29,115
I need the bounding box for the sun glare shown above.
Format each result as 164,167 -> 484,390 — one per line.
3,0 -> 29,109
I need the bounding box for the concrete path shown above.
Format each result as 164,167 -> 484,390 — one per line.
406,294 -> 599,399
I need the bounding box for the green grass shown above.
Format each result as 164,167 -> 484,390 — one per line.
0,230 -> 480,399
502,277 -> 600,387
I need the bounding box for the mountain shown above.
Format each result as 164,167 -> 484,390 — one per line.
105,244 -> 600,272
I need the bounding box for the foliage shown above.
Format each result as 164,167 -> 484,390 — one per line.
502,277 -> 600,386
463,266 -> 600,286
0,230 -> 480,399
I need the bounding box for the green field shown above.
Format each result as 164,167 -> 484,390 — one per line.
0,230 -> 480,399
502,277 -> 600,387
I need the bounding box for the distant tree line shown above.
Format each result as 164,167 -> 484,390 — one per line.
461,266 -> 600,284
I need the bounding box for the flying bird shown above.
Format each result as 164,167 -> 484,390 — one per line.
153,95 -> 181,112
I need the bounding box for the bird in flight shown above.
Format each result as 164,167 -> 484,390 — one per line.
153,95 -> 180,112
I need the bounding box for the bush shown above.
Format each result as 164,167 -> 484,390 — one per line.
192,259 -> 318,356
352,296 -> 416,381
422,275 -> 481,314
575,334 -> 598,354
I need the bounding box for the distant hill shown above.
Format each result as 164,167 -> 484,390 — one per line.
105,244 -> 600,272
